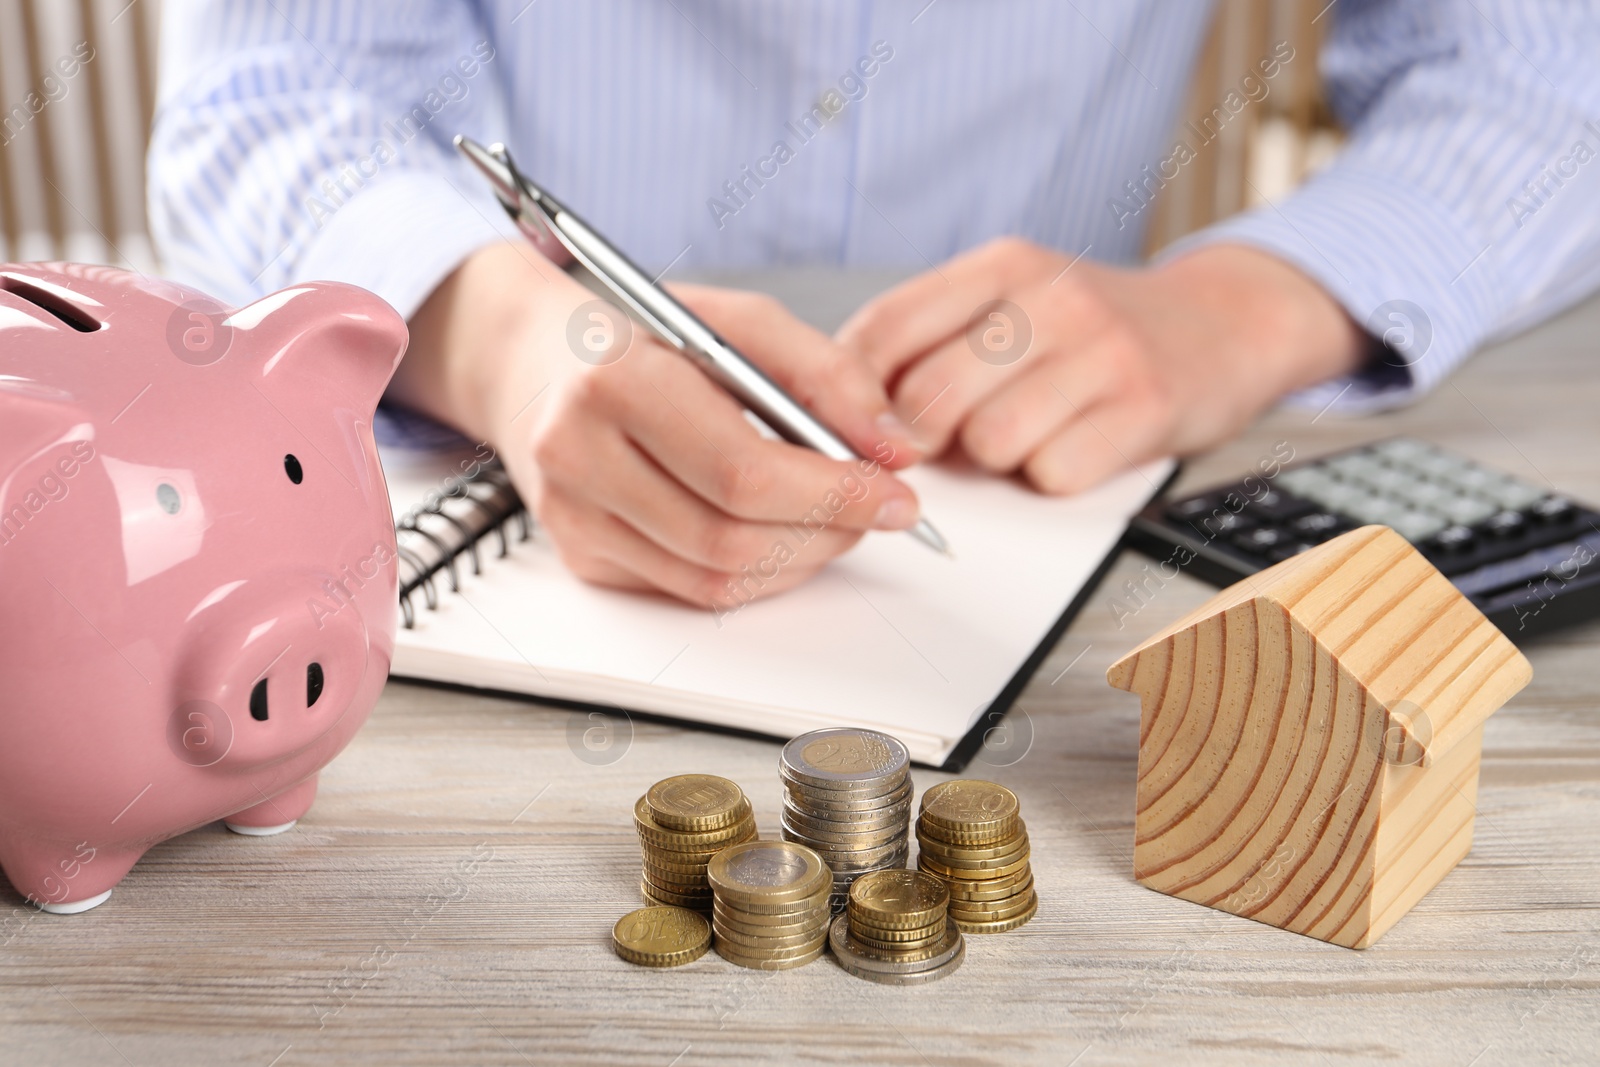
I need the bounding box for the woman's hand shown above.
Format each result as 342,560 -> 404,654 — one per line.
837,239 -> 1366,495
393,242 -> 924,609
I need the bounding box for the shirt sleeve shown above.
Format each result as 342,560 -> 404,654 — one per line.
147,0 -> 519,319
1166,0 -> 1600,415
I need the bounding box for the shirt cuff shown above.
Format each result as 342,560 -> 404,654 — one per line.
1162,166 -> 1506,416
292,170 -> 520,321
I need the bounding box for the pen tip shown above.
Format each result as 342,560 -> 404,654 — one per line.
910,519 -> 952,558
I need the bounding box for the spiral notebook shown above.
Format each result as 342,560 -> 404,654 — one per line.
376,412 -> 1172,768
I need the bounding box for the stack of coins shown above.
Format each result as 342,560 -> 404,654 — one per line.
612,906 -> 712,967
634,774 -> 758,911
707,840 -> 833,969
778,728 -> 913,909
916,780 -> 1037,933
829,869 -> 964,984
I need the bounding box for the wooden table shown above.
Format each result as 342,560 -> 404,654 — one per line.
4,274 -> 1597,1067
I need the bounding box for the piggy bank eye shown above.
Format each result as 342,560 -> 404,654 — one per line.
283,454 -> 303,484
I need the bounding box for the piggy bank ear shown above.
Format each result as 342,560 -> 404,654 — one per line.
231,282 -> 409,492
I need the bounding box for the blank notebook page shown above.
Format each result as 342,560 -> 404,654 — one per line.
383,442 -> 1171,764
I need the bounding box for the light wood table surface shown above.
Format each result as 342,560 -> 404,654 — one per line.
3,274 -> 1597,1067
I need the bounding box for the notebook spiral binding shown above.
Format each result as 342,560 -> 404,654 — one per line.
394,463 -> 532,629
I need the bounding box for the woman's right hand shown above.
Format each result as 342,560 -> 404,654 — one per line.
392,242 -> 925,610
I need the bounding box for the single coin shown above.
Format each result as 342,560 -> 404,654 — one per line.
647,774 -> 747,832
846,869 -> 949,930
714,932 -> 829,961
847,922 -> 946,952
784,777 -> 914,812
781,798 -> 912,833
711,919 -> 829,952
943,871 -> 1035,903
712,904 -> 831,939
783,775 -> 912,808
919,781 -> 1021,841
780,729 -> 909,790
921,831 -> 1030,863
612,906 -> 711,967
829,914 -> 965,983
714,939 -> 828,970
641,864 -> 712,893
641,878 -> 713,909
786,832 -> 907,866
946,882 -> 1037,917
779,815 -> 907,850
634,795 -> 756,850
638,848 -> 716,876
708,840 -> 831,906
918,851 -> 1031,881
950,891 -> 1038,933
714,883 -> 833,916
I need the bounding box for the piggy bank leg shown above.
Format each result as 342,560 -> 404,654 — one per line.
1,842 -> 144,915
224,775 -> 318,836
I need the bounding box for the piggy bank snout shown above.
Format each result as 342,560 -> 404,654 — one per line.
174,579 -> 371,770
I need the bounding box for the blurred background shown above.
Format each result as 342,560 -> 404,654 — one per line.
0,0 -> 1342,273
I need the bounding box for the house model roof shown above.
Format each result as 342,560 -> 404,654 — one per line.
1108,525 -> 1532,766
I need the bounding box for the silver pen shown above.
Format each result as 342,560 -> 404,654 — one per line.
454,134 -> 950,557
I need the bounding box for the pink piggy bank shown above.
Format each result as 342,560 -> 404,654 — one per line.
0,263 -> 406,913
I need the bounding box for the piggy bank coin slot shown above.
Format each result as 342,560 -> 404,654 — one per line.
306,663 -> 324,708
0,274 -> 101,332
284,454 -> 303,484
250,678 -> 270,721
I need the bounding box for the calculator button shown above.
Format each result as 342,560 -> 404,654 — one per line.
1342,496 -> 1407,526
1196,510 -> 1255,537
1407,480 -> 1458,510
1369,438 -> 1433,465
1482,478 -> 1547,511
1440,495 -> 1497,526
1482,510 -> 1527,539
1388,510 -> 1449,542
1431,525 -> 1477,553
1232,527 -> 1288,555
1531,496 -> 1576,523
1308,482 -> 1370,514
1246,488 -> 1314,522
1277,467 -> 1333,497
1291,512 -> 1346,541
1166,494 -> 1221,524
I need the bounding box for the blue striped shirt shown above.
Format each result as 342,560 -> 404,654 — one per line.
148,0 -> 1600,413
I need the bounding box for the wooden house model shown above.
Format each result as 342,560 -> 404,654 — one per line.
1106,525 -> 1532,948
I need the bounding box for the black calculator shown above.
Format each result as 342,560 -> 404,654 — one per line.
1125,437 -> 1600,641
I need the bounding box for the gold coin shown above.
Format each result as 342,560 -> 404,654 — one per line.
942,870 -> 1035,903
647,774 -> 747,832
712,904 -> 831,939
919,781 -> 1021,841
847,912 -> 944,941
950,891 -> 1037,933
708,840 -> 831,906
915,826 -> 1029,864
848,924 -> 946,953
712,920 -> 829,952
641,864 -> 711,894
612,906 -> 711,967
636,851 -> 713,876
918,851 -> 1031,881
634,795 -> 755,850
948,886 -> 1037,919
641,879 -> 713,910
713,937 -> 828,970
845,869 -> 949,930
